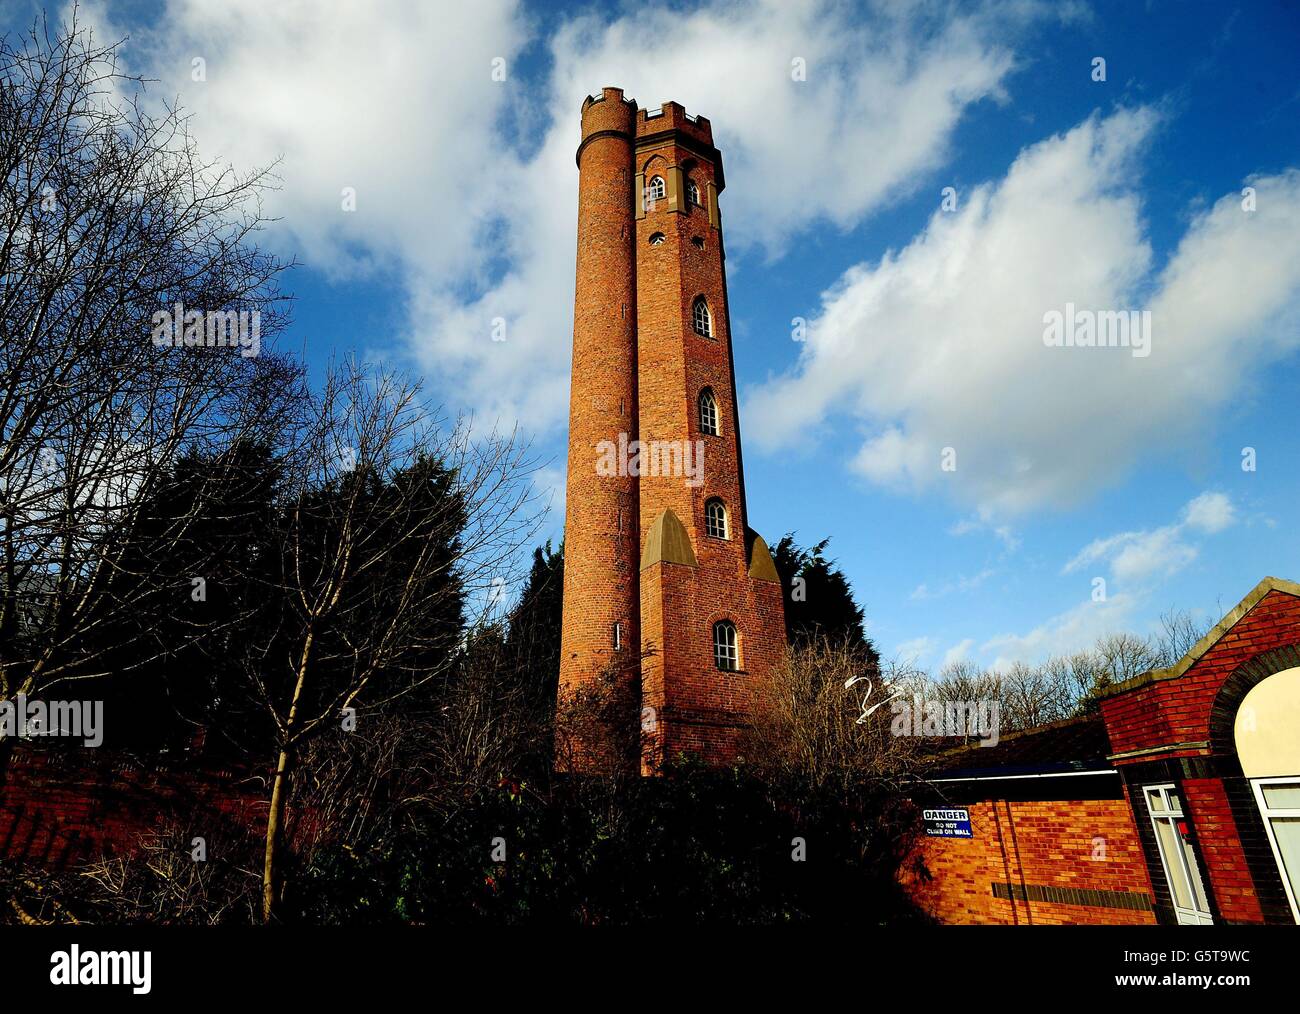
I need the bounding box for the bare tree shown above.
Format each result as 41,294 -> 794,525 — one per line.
0,12 -> 300,708
930,659 -> 1002,707
1152,607 -> 1210,668
244,358 -> 541,922
743,637 -> 929,797
75,823 -> 261,925
0,822 -> 261,925
423,624 -> 552,803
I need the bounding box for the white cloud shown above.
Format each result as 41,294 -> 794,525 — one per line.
747,107 -> 1300,514
89,0 -> 1066,437
910,567 -> 996,600
93,0 -> 529,281
895,636 -> 936,662
1183,491 -> 1235,534
543,0 -> 1053,253
422,0 -> 1067,433
949,515 -> 1020,550
941,638 -> 976,667
1063,491 -> 1236,585
983,592 -> 1140,670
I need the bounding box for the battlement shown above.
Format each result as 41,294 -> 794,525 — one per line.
579,91 -> 714,147
636,100 -> 713,145
579,87 -> 638,148
581,86 -> 637,113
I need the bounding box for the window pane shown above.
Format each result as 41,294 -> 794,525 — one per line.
1262,784 -> 1300,810
1154,818 -> 1193,910
1146,788 -> 1166,813
1266,816 -> 1300,909
714,623 -> 737,670
1179,829 -> 1211,913
1165,787 -> 1184,814
706,501 -> 727,539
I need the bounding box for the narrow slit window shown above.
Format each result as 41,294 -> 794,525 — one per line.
713,621 -> 738,671
705,498 -> 728,539
698,389 -> 719,436
692,297 -> 712,338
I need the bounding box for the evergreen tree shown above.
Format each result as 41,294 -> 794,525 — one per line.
504,541 -> 564,769
770,535 -> 877,665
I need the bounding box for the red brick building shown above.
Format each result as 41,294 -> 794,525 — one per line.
908,576 -> 1300,925
559,88 -> 786,772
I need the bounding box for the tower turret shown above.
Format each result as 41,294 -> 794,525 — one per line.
558,88 -> 641,768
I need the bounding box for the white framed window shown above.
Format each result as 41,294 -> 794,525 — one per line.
713,620 -> 738,671
1251,776 -> 1300,923
704,498 -> 727,539
687,178 -> 701,206
613,621 -> 623,651
698,389 -> 719,436
692,297 -> 712,338
1144,783 -> 1214,925
644,175 -> 665,210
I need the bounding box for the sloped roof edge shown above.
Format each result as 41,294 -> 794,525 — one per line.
1099,576 -> 1300,699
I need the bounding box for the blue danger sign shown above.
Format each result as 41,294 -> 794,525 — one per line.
923,808 -> 973,838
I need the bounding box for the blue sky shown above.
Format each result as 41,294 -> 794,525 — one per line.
12,0 -> 1299,671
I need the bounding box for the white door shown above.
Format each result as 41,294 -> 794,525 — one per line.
1144,784 -> 1213,925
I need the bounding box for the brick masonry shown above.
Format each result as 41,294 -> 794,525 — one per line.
559,90 -> 786,771
904,797 -> 1157,925
0,745 -> 266,868
1100,583 -> 1300,924
908,578 -> 1300,924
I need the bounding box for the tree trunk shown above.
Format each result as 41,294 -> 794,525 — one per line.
262,744 -> 293,923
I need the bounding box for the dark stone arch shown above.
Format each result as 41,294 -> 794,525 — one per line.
1207,644 -> 1300,757
1207,644 -> 1300,923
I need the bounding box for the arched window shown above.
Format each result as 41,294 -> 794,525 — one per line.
704,498 -> 728,539
698,389 -> 719,436
713,621 -> 739,671
692,297 -> 712,338
645,175 -> 665,210
648,232 -> 666,245
687,178 -> 701,206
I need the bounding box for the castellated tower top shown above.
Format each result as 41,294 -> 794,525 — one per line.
635,101 -> 713,147
577,88 -> 723,190
579,86 -> 637,141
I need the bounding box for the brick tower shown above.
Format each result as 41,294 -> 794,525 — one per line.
559,88 -> 786,773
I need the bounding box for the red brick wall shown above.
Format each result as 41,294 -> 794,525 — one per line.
558,88 -> 642,745
904,798 -> 1157,925
1099,587 -> 1300,923
1180,777 -> 1262,922
559,91 -> 786,769
1102,590 -> 1300,755
632,100 -> 785,766
1,747 -> 266,868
